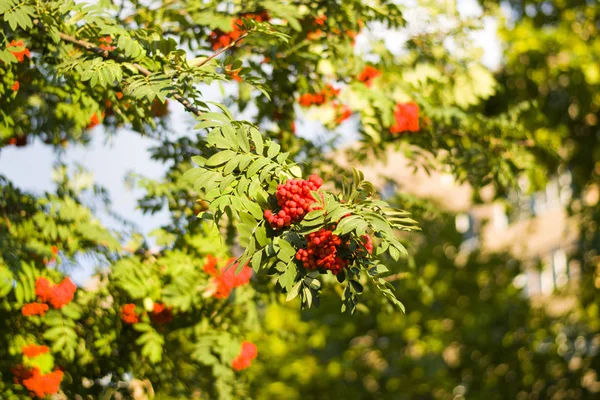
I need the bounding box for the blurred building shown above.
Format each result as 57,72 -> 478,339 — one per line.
340,147 -> 580,301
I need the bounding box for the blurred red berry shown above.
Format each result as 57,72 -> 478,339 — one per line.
210,258 -> 253,299
357,65 -> 381,87
35,277 -> 54,303
22,344 -> 49,358
7,40 -> 30,63
21,303 -> 49,317
151,302 -> 173,325
232,341 -> 258,371
390,102 -> 419,134
120,304 -> 139,324
35,277 -> 76,308
21,368 -> 63,398
361,234 -> 374,255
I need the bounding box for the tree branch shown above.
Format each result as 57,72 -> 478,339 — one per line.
37,22 -> 204,116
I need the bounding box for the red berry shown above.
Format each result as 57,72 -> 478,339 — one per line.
295,228 -> 349,275
264,175 -> 323,229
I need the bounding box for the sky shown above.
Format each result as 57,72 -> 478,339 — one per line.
0,0 -> 502,284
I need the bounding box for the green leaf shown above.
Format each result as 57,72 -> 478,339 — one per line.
286,280 -> 302,301
389,245 -> 400,261
250,128 -> 264,155
206,150 -> 236,166
246,158 -> 270,177
254,226 -> 268,247
251,251 -> 263,272
199,112 -> 230,125
289,165 -> 302,178
267,142 -> 280,159
221,125 -> 239,150
277,239 -> 297,262
236,127 -> 250,152
3,2 -> 34,30
350,280 -> 364,294
278,261 -> 296,291
335,215 -> 363,235
207,128 -> 234,149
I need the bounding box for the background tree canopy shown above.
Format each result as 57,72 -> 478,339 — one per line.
0,0 -> 598,399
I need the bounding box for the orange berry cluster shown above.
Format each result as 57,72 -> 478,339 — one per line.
204,256 -> 253,299
263,175 -> 323,229
231,341 -> 258,371
15,367 -> 63,399
21,302 -> 48,317
209,11 -> 269,51
150,98 -> 169,117
295,228 -> 350,275
12,344 -> 63,399
35,277 -> 77,309
361,234 -> 374,254
357,65 -> 381,87
225,64 -> 243,82
334,103 -> 352,125
87,112 -> 103,129
120,302 -> 172,325
98,36 -> 115,52
120,303 -> 139,324
298,84 -> 340,107
22,277 -> 76,317
7,40 -> 30,63
22,344 -> 49,358
150,302 -> 173,325
391,102 -> 419,134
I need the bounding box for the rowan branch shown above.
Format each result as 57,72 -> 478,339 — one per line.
36,22 -> 207,116
55,30 -> 203,116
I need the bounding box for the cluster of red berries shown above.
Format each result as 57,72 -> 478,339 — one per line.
357,65 -> 381,87
263,175 -> 323,229
87,112 -> 103,129
306,15 -> 327,40
334,103 -> 352,125
209,11 -> 269,51
103,91 -> 124,110
7,40 -> 30,63
120,303 -> 139,325
225,64 -> 243,82
120,302 -> 172,325
35,277 -> 77,309
204,255 -> 253,299
391,102 -> 420,134
21,302 -> 49,317
361,234 -> 374,255
22,344 -> 49,358
22,277 -> 76,317
298,84 -> 340,107
12,344 -> 63,399
231,341 -> 258,371
150,302 -> 173,325
12,367 -> 63,399
295,228 -> 350,275
98,36 -> 115,52
150,98 -> 169,117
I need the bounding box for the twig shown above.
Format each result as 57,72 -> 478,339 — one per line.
188,31 -> 250,68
